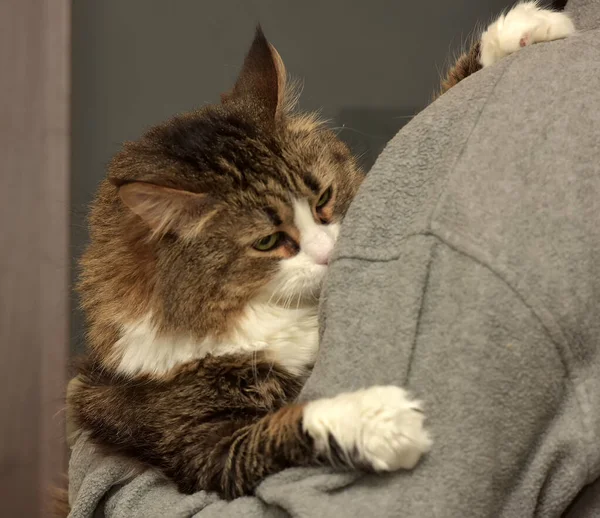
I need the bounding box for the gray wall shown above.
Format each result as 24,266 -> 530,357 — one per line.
71,0 -> 515,353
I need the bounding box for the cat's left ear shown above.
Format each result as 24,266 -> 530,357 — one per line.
221,26 -> 287,119
118,182 -> 216,239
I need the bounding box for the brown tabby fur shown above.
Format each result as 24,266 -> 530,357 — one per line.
50,487 -> 71,518
61,27 -> 484,512
437,42 -> 482,98
72,354 -> 317,498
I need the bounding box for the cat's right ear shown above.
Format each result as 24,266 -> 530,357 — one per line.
118,182 -> 215,238
221,26 -> 287,119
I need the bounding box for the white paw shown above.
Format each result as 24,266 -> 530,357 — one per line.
480,1 -> 575,67
303,386 -> 432,472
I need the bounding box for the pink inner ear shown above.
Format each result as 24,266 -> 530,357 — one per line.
222,26 -> 287,118
118,182 -> 213,236
119,182 -> 155,208
268,42 -> 287,113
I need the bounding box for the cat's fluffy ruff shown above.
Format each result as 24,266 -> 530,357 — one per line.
112,303 -> 319,378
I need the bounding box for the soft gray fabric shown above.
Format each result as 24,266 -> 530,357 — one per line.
67,2 -> 600,516
567,0 -> 600,31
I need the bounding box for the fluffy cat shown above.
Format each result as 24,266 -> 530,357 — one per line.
66,1 -> 575,503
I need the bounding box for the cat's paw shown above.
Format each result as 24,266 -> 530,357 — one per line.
480,1 -> 575,68
303,386 -> 431,472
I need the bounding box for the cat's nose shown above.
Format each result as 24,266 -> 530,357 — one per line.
303,232 -> 333,266
310,241 -> 333,266
315,253 -> 330,266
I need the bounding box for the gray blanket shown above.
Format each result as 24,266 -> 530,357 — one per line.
67,1 -> 600,516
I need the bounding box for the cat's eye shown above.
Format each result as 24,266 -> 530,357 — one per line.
253,232 -> 283,252
316,187 -> 332,209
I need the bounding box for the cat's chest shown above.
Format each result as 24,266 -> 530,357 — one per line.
219,304 -> 320,376
257,314 -> 320,376
114,304 -> 319,377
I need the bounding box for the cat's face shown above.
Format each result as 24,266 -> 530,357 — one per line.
81,29 -> 363,357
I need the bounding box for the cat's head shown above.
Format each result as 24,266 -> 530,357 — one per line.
80,28 -> 364,371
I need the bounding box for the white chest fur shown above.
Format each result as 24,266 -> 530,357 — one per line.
112,302 -> 319,377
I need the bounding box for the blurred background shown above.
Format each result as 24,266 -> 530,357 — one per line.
3,0 -> 518,515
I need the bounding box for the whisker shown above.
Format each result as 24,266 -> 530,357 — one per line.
266,277 -> 287,306
265,359 -> 275,382
252,350 -> 259,386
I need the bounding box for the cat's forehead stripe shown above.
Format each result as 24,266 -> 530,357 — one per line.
301,172 -> 321,194
264,207 -> 282,226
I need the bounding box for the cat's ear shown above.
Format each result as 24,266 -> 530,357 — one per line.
221,26 -> 287,118
119,182 -> 215,238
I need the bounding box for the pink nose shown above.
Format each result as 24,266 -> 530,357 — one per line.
303,233 -> 334,266
315,254 -> 329,266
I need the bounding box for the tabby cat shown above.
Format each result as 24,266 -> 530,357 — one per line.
67,2 -> 574,502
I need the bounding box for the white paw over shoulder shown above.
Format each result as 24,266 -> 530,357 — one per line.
480,1 -> 575,68
303,386 -> 432,471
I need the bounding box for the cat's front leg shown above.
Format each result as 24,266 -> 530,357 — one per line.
71,360 -> 430,500
214,385 -> 431,499
303,385 -> 432,472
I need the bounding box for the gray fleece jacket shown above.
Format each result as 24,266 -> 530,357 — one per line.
67,1 -> 600,516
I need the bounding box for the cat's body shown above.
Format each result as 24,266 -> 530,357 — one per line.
66,1 -> 575,506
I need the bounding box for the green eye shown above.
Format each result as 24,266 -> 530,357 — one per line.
253,232 -> 283,252
316,187 -> 332,208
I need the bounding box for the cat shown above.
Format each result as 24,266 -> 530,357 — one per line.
65,1 -> 575,504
